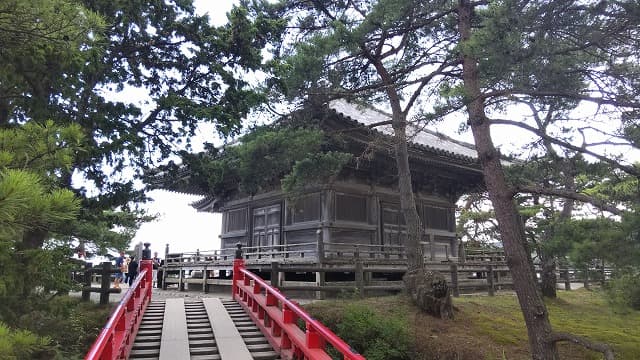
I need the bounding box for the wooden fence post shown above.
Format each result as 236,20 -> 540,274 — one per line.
487,265 -> 495,296
271,262 -> 280,288
600,260 -> 606,286
355,260 -> 364,298
563,268 -> 571,291
429,234 -> 436,261
584,266 -> 590,290
82,262 -> 92,302
179,265 -> 185,292
100,262 -> 112,305
202,265 -> 209,293
316,230 -> 324,264
450,263 -> 459,297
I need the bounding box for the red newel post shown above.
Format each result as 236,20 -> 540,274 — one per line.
232,243 -> 245,297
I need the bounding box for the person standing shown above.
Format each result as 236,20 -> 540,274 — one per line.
123,256 -> 131,284
114,251 -> 125,289
127,256 -> 139,286
152,252 -> 161,288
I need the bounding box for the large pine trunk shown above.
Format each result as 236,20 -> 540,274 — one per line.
458,1 -> 558,358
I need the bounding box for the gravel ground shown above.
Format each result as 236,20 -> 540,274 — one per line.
69,283 -> 232,304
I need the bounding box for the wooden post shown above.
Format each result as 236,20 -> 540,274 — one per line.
487,265 -> 495,296
179,267 -> 185,292
162,243 -> 169,290
202,265 -> 209,293
459,242 -> 466,263
450,263 -> 459,297
583,266 -> 590,290
355,260 -> 364,298
100,262 -> 112,305
563,268 -> 571,291
429,233 -> 436,261
600,260 -> 606,286
315,268 -> 325,300
82,262 -> 92,302
271,262 -> 280,288
316,229 -> 324,263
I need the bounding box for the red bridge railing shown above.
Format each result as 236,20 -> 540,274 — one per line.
233,258 -> 366,360
85,259 -> 153,360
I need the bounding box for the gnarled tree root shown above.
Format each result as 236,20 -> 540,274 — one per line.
548,332 -> 615,360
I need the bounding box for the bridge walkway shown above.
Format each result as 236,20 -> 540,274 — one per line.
129,298 -> 280,360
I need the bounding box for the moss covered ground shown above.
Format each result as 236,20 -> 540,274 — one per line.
303,289 -> 640,360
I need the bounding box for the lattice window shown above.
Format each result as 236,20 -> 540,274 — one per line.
252,204 -> 281,247
335,193 -> 368,223
224,208 -> 247,233
381,203 -> 406,246
423,205 -> 454,231
287,193 -> 321,224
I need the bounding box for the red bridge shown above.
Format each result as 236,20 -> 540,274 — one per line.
85,255 -> 365,360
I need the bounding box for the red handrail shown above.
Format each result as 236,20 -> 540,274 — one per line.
85,259 -> 153,360
232,258 -> 366,360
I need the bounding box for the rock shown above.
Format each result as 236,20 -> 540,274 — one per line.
403,268 -> 454,319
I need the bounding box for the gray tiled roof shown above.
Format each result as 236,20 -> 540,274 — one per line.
329,99 -> 478,162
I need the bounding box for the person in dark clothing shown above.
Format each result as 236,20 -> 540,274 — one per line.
127,256 -> 139,286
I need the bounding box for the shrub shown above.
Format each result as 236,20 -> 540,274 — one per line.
16,296 -> 112,358
311,303 -> 412,360
606,271 -> 640,311
0,321 -> 55,360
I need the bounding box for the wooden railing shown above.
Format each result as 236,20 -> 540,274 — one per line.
84,260 -> 153,360
163,240 -> 454,266
232,258 -> 366,360
78,262 -> 122,305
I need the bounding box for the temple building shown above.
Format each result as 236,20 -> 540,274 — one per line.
159,99 -> 484,263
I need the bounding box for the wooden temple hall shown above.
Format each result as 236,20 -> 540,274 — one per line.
156,99 -> 485,292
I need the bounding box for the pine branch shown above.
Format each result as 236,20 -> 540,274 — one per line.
515,184 -> 623,215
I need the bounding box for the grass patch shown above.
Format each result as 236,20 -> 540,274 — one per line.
304,289 -> 640,360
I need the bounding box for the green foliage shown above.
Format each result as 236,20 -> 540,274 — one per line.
173,125 -> 351,198
282,151 -> 352,194
336,304 -> 411,360
606,272 -> 640,311
0,321 -> 54,360
14,296 -> 112,358
306,301 -> 412,360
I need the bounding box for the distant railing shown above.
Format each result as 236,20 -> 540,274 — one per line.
85,260 -> 153,360
232,257 -> 366,360
163,239 -> 454,266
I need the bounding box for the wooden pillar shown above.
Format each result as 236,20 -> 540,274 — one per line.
563,268 -> 571,291
487,265 -> 495,296
321,189 -> 333,259
179,267 -> 185,291
202,265 -> 209,293
315,268 -> 325,300
270,262 -> 280,288
450,263 -> 459,297
316,230 -> 324,264
429,233 -> 436,261
82,263 -> 92,302
100,262 -> 112,305
583,266 -> 590,290
355,260 -> 364,298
